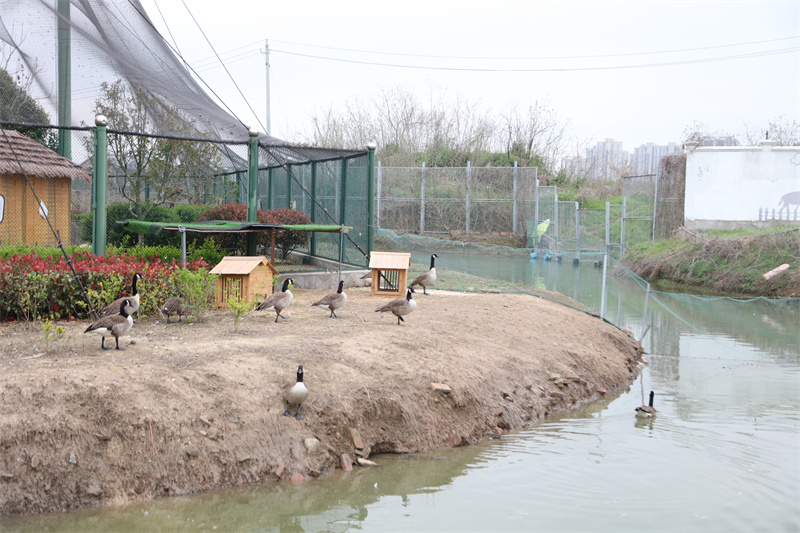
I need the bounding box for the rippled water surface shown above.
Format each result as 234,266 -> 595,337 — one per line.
3,256 -> 799,532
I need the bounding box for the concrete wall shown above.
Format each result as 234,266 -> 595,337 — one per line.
684,140 -> 800,230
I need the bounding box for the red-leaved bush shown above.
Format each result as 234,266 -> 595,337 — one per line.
0,251 -> 209,322
197,203 -> 311,257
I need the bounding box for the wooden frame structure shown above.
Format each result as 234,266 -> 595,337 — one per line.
368,251 -> 411,297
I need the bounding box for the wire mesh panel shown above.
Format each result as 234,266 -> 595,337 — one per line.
534,185 -> 557,249
378,164 -> 539,238
557,201 -> 579,253
424,167 -> 468,235
622,174 -> 656,252
379,166 -> 422,233
578,208 -> 606,252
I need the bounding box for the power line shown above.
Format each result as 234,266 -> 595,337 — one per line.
180,0 -> 266,134
269,35 -> 800,61
182,35 -> 800,70
268,46 -> 799,72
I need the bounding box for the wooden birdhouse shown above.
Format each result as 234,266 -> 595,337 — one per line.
368,251 -> 411,298
209,256 -> 279,309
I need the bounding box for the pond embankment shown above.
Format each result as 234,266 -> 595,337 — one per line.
623,228 -> 800,298
0,288 -> 643,517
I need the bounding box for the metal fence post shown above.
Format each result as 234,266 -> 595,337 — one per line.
420,161 -> 426,234
466,161 -> 471,234
512,161 -> 518,234
600,253 -> 608,319
310,161 -> 317,257
367,142 -> 376,255
533,168 -> 539,246
621,193 -> 627,257
267,168 -> 273,209
605,201 -> 610,257
553,190 -> 559,253
575,203 -> 580,253
376,160 -> 382,228
92,115 -> 107,257
339,158 -> 348,226
246,129 -> 258,256
652,166 -> 660,241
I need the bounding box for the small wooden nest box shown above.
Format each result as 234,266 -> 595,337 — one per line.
368,251 -> 411,297
209,256 -> 279,309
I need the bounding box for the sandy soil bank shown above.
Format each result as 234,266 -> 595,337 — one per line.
0,287 -> 642,517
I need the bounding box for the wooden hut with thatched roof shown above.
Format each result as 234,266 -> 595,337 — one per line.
0,128 -> 91,246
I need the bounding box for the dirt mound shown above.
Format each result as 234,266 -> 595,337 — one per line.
0,288 -> 642,517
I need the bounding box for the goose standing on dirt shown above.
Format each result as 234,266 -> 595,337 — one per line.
256,278 -> 294,322
376,288 -> 417,325
84,299 -> 134,350
283,365 -> 309,420
102,272 -> 143,317
161,297 -> 187,323
311,280 -> 347,318
635,391 -> 657,418
409,254 -> 438,295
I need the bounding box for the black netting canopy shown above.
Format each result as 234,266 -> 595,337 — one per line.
0,0 -> 366,169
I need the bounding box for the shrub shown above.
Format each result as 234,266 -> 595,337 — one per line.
0,250 -> 209,322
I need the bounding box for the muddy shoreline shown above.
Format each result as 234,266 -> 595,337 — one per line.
0,288 -> 643,517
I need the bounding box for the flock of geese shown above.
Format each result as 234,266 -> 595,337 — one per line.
82,253 -> 652,421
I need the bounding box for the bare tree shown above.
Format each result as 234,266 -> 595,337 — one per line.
742,115 -> 800,146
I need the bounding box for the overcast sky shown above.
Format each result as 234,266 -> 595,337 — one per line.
138,0 -> 799,151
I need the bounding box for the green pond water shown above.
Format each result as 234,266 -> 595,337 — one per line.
3,254 -> 798,532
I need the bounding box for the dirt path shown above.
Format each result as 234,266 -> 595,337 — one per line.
0,287 -> 643,517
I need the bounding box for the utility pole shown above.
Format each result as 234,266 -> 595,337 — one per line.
263,39 -> 271,136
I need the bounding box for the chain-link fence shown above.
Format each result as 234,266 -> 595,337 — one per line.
1,123 -> 370,266
377,163 -> 538,237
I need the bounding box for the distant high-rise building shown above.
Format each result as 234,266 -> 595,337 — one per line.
632,142 -> 682,174
584,139 -> 630,180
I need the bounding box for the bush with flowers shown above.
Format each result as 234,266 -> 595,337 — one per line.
0,250 -> 211,322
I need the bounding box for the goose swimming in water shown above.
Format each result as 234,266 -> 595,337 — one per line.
635,390 -> 657,418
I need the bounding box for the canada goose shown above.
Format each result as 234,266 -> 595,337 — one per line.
375,288 -> 417,325
84,299 -> 134,350
283,365 -> 309,420
161,297 -> 187,323
635,391 -> 657,418
311,280 -> 347,318
409,253 -> 438,295
256,278 -> 294,322
102,273 -> 143,317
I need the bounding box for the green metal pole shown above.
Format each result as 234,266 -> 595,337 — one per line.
267,168 -> 274,210
310,162 -> 317,257
246,129 -> 258,256
92,115 -> 108,256
286,167 -> 292,209
57,0 -> 71,160
366,142 -> 376,256
339,158 -> 348,263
